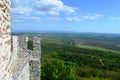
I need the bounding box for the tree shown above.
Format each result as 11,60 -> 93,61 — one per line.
41,58 -> 77,80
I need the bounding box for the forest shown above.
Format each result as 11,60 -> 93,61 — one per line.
13,32 -> 120,80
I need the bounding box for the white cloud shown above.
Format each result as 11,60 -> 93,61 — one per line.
11,0 -> 75,16
11,15 -> 41,23
11,8 -> 32,15
65,17 -> 80,22
109,17 -> 120,20
11,0 -> 76,23
62,6 -> 75,14
65,14 -> 104,22
80,14 -> 104,20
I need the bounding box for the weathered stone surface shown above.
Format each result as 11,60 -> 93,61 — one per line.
12,36 -> 30,80
12,36 -> 41,80
0,0 -> 41,79
29,37 -> 41,80
0,0 -> 12,80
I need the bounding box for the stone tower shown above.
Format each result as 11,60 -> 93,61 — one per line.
12,36 -> 41,80
0,0 -> 12,80
0,0 -> 41,80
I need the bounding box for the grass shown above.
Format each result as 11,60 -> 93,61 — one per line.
76,44 -> 120,54
80,77 -> 112,80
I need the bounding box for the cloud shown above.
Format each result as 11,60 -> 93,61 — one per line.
11,15 -> 41,23
11,14 -> 62,23
65,17 -> 80,22
109,17 -> 120,20
11,0 -> 75,16
65,14 -> 104,22
11,8 -> 32,15
11,0 -> 76,24
61,6 -> 75,14
80,14 -> 104,20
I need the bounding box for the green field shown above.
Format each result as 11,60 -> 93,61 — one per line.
12,32 -> 120,80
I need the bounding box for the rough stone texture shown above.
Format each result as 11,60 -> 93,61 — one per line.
11,36 -> 41,80
30,37 -> 41,80
12,36 -> 30,80
0,0 -> 41,79
0,0 -> 12,80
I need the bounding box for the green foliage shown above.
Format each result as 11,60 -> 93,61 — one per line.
27,40 -> 33,50
41,34 -> 120,80
41,58 -> 77,80
25,32 -> 120,80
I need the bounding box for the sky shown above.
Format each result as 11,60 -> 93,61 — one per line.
11,0 -> 120,34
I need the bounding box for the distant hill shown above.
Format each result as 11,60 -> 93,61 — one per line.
16,32 -> 120,80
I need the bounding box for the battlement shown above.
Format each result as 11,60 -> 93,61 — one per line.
0,0 -> 41,80
11,36 -> 41,80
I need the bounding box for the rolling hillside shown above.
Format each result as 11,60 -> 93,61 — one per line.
13,32 -> 120,80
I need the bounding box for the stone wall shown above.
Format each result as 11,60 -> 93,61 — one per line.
0,0 -> 12,80
11,36 -> 29,80
29,37 -> 41,80
0,0 -> 41,79
11,36 -> 41,80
